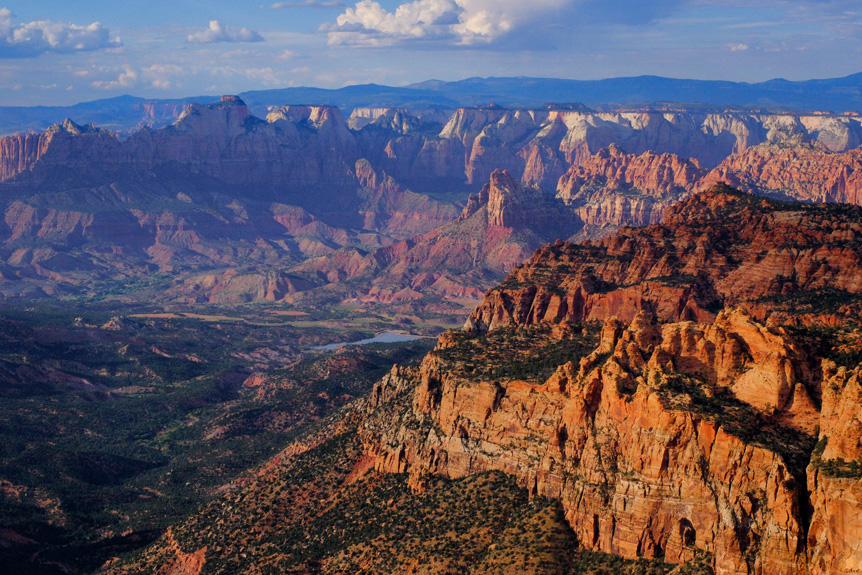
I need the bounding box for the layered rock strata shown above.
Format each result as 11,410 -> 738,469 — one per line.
293,169 -> 582,301
363,187 -> 862,574
556,144 -> 705,234
466,186 -> 862,332
704,146 -> 862,205
365,310 -> 828,574
4,105 -> 862,196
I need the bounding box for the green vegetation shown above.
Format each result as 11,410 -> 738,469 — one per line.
657,374 -> 816,478
760,288 -> 862,324
810,437 -> 862,479
567,549 -> 713,575
434,322 -> 601,383
121,423 -> 712,575
131,428 -> 575,574
785,322 -> 862,371
0,302 -> 434,575
815,457 -> 862,479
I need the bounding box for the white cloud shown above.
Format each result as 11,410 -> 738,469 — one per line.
141,64 -> 184,89
92,66 -> 138,90
729,43 -> 749,51
143,64 -> 184,75
326,0 -> 568,46
187,20 -> 264,44
0,8 -> 122,58
210,66 -> 285,86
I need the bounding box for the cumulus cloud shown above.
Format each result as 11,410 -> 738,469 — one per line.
272,0 -> 346,7
729,43 -> 749,52
187,20 -> 264,44
0,8 -> 122,58
92,66 -> 138,90
143,64 -> 184,75
142,63 -> 184,89
325,0 -> 696,47
326,0 -> 577,46
210,65 -> 285,87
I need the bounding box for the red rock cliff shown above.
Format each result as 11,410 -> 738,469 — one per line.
556,144 -> 705,234
363,187 -> 862,574
465,186 -> 862,333
703,145 -> 862,205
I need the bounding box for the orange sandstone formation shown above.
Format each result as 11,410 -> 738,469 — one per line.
363,187 -> 862,575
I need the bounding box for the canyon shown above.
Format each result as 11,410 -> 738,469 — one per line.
101,186 -> 862,575
0,89 -> 861,575
362,188 -> 862,575
1,97 -> 862,306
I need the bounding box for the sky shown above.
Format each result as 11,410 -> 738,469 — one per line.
0,0 -> 859,106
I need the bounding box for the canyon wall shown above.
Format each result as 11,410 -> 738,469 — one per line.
3,103 -> 861,196
364,188 -> 862,574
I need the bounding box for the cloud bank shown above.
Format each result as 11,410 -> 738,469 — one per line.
0,8 -> 122,58
324,0 -> 699,47
326,0 -> 576,46
187,21 -> 264,44
92,66 -> 137,90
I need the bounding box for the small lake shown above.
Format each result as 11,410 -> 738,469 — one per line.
311,331 -> 426,351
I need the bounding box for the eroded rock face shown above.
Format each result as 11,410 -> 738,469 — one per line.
0,101 -> 467,301
2,102 -> 862,305
703,145 -> 862,205
295,169 -> 583,301
806,364 -> 862,575
483,168 -> 578,231
0,100 -> 360,195
465,186 -> 862,333
556,144 -> 706,236
434,108 -> 862,181
5,105 -> 860,198
0,120 -> 120,183
363,186 -> 862,574
557,145 -> 703,201
364,310 -> 820,575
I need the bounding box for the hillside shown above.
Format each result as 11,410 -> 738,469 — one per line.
289,169 -> 581,303
1,97 -> 861,307
105,187 -> 862,575
366,186 -> 862,575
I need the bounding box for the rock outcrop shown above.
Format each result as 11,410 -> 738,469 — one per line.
556,145 -> 705,235
465,185 -> 862,333
363,186 -> 862,574
291,169 -> 582,302
704,145 -> 862,205
0,100 -> 466,301
365,310 -> 823,574
5,105 -> 861,197
807,364 -> 862,575
3,100 -> 862,304
481,168 -> 577,231
0,120 -> 120,183
433,108 -> 862,184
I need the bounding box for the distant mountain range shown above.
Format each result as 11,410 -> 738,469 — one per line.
1,95 -> 860,304
1,73 -> 860,136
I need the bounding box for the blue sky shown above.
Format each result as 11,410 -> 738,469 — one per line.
0,0 -> 860,105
